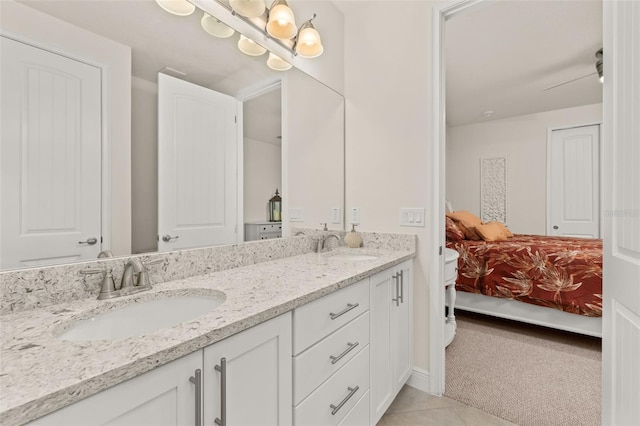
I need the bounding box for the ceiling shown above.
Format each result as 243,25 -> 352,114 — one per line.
446,0 -> 603,127
16,0 -> 283,142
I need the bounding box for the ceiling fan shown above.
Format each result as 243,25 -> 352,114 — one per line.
542,48 -> 603,91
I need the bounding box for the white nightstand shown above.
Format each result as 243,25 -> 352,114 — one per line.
444,247 -> 460,347
244,221 -> 282,241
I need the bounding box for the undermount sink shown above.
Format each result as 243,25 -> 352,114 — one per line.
329,253 -> 378,262
57,292 -> 226,342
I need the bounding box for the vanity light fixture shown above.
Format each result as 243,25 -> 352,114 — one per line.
201,13 -> 235,38
229,0 -> 266,18
267,52 -> 292,71
238,35 -> 267,56
266,0 -> 297,40
155,0 -> 195,16
294,14 -> 323,58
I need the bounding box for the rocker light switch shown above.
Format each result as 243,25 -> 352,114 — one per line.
399,208 -> 425,227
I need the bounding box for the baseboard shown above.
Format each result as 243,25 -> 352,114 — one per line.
406,367 -> 430,393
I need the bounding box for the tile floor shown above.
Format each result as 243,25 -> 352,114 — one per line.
377,385 -> 517,426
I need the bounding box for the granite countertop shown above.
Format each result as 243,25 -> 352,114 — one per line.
0,247 -> 414,425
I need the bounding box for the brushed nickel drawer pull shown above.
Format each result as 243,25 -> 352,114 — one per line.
329,303 -> 359,320
329,342 -> 359,365
214,358 -> 226,426
399,270 -> 404,304
189,369 -> 202,426
392,273 -> 400,306
330,386 -> 360,415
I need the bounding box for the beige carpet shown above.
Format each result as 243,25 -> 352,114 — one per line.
445,311 -> 601,426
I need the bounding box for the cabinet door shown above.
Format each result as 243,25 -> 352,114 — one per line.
203,313 -> 292,426
392,261 -> 413,390
369,270 -> 394,423
30,351 -> 202,426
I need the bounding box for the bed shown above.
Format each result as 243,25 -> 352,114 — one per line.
445,215 -> 603,337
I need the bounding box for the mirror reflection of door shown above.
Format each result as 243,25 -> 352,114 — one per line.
0,36 -> 102,269
157,73 -> 238,252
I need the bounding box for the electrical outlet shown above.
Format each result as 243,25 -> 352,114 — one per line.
331,207 -> 341,224
399,208 -> 425,227
351,207 -> 361,225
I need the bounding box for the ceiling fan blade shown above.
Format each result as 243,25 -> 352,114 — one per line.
541,71 -> 597,92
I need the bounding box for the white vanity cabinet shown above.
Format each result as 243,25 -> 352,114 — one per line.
29,350 -> 203,426
29,313 -> 292,426
203,312 -> 292,426
370,260 -> 413,424
292,279 -> 370,426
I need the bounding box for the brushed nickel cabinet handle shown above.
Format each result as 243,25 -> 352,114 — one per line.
399,270 -> 404,304
329,342 -> 359,365
392,273 -> 400,306
189,369 -> 202,426
330,386 -> 360,415
214,358 -> 227,426
329,303 -> 359,320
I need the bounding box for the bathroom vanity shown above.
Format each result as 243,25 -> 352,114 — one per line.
0,234 -> 415,426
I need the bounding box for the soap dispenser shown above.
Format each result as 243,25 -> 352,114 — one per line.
344,224 -> 363,248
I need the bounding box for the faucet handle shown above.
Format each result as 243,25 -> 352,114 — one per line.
80,268 -> 118,299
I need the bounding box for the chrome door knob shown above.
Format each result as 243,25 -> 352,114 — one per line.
553,226 -> 559,230
161,234 -> 179,242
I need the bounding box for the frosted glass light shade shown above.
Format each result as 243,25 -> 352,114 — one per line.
155,0 -> 195,16
201,13 -> 235,38
267,52 -> 292,71
238,35 -> 267,56
266,0 -> 297,40
295,24 -> 323,58
230,0 -> 266,18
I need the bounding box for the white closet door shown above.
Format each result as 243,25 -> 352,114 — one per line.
548,124 -> 600,238
157,73 -> 238,252
0,36 -> 102,269
602,1 -> 640,425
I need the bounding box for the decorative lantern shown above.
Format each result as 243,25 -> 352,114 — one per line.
269,189 -> 282,222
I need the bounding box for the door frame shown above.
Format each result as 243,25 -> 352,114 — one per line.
546,122 -> 602,237
0,31 -> 111,254
429,0 -> 486,395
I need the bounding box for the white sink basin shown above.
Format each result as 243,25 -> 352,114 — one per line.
329,254 -> 378,262
58,293 -> 225,341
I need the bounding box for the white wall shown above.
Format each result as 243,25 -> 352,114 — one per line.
343,1 -> 433,373
446,103 -> 602,234
244,138 -> 282,223
0,0 -> 132,256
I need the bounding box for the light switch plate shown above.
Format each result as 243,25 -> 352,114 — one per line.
399,208 -> 425,227
331,207 -> 341,224
289,208 -> 304,222
351,207 -> 361,225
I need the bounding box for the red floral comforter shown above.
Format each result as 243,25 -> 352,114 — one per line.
446,235 -> 603,317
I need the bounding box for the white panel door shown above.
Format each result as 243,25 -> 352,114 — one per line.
602,2 -> 640,425
0,36 -> 102,269
157,73 -> 238,252
203,313 -> 292,426
549,125 -> 600,238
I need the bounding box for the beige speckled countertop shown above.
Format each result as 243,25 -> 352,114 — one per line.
0,247 -> 414,425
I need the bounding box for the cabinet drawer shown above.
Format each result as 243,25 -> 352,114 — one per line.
294,345 -> 370,426
293,279 -> 369,355
293,312 -> 369,405
260,224 -> 282,232
338,390 -> 370,426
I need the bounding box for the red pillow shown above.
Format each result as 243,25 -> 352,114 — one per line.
445,217 -> 466,242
